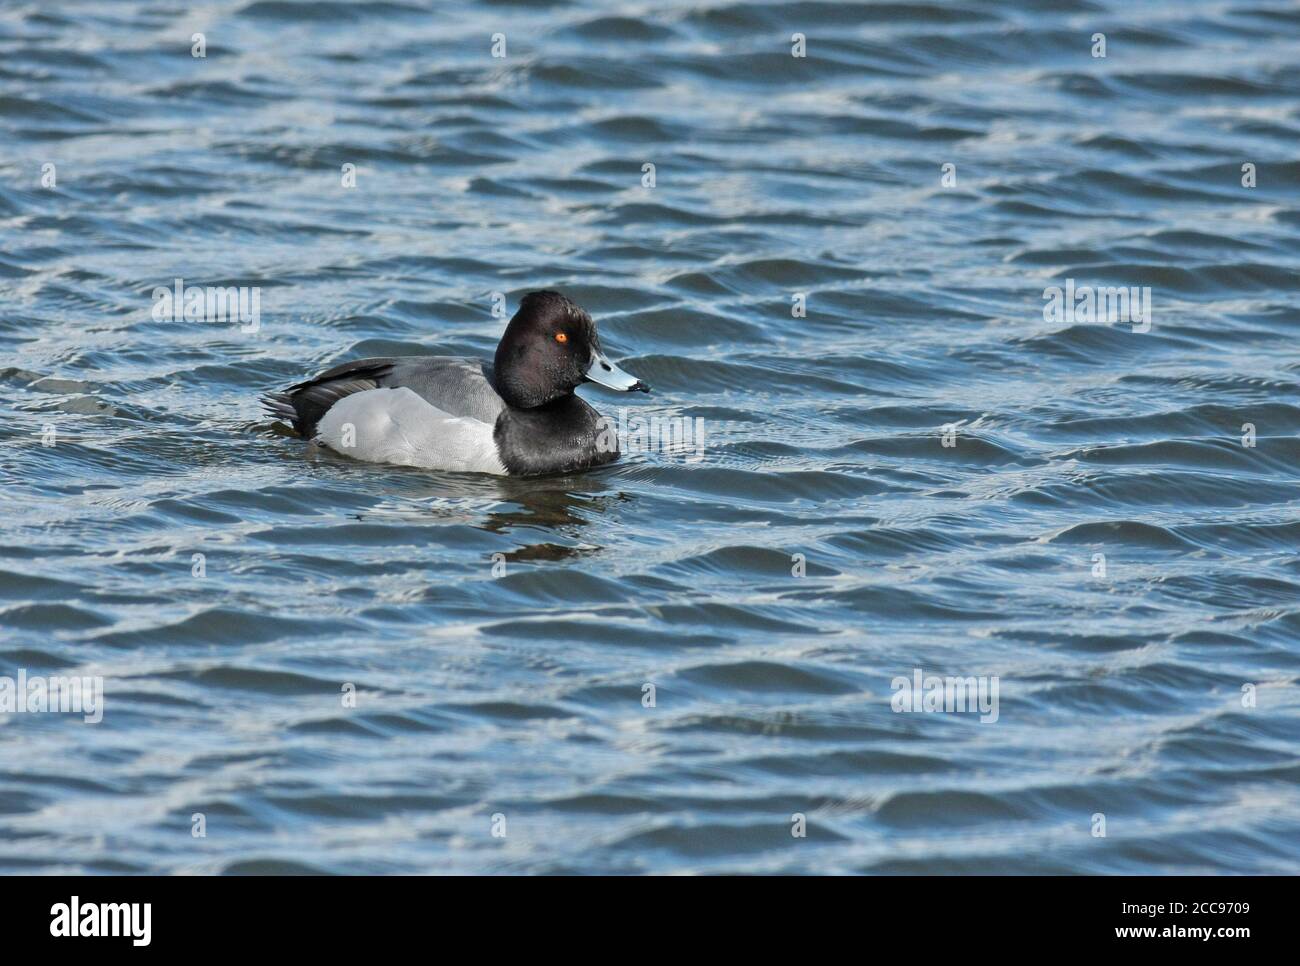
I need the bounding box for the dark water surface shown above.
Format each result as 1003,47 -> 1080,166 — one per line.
2,0 -> 1299,874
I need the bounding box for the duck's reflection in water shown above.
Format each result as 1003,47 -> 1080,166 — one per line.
479,474 -> 626,563
370,469 -> 628,563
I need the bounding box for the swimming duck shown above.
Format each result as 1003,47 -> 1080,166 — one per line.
262,292 -> 649,476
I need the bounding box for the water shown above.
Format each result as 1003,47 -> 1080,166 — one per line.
1,0 -> 1298,875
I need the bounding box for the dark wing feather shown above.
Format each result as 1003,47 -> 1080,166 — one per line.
261,358 -> 396,438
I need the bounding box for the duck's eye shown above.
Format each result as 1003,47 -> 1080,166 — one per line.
555,332 -> 568,344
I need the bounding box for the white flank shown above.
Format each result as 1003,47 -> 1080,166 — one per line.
315,387 -> 506,474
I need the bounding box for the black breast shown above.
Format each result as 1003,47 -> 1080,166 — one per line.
493,394 -> 619,476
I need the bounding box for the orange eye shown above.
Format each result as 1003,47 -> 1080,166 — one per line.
555,332 -> 568,343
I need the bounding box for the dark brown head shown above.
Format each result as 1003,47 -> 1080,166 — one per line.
493,291 -> 649,408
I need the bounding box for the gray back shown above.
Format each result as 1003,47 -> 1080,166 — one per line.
380,356 -> 506,424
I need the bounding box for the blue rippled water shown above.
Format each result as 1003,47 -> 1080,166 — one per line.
1,0 -> 1298,874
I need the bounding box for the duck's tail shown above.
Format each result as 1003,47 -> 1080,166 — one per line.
260,391 -> 299,428
261,359 -> 397,438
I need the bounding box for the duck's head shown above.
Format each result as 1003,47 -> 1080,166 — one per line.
493,291 -> 650,408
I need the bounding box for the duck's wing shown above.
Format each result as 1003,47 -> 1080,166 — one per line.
262,356 -> 505,438
381,357 -> 505,425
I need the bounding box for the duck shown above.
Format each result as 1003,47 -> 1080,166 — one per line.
261,291 -> 650,476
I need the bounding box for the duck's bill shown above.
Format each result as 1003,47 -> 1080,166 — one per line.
585,349 -> 650,392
